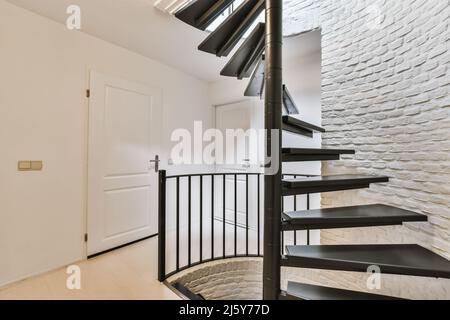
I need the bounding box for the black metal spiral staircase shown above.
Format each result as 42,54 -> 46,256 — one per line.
173,0 -> 450,300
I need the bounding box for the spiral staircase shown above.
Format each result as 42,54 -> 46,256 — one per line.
167,0 -> 450,300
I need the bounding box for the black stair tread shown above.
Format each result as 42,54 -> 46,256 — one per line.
221,23 -> 265,79
198,0 -> 265,57
282,117 -> 324,138
282,204 -> 427,231
175,0 -> 235,31
283,85 -> 299,115
283,244 -> 450,279
283,281 -> 403,300
282,148 -> 355,155
172,282 -> 205,300
283,175 -> 389,189
282,175 -> 389,195
283,115 -> 325,133
244,55 -> 265,97
282,148 -> 355,162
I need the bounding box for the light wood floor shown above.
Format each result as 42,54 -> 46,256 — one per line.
0,237 -> 180,300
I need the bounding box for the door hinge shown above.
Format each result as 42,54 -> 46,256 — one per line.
86,89 -> 90,98
84,233 -> 88,242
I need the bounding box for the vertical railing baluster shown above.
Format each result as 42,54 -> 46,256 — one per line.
234,174 -> 237,257
246,174 -> 249,256
281,182 -> 284,255
257,174 -> 260,256
188,176 -> 191,266
293,175 -> 297,245
176,176 -> 180,271
307,193 -> 310,245
200,176 -> 203,263
223,174 -> 226,259
211,175 -> 214,259
158,170 -> 166,282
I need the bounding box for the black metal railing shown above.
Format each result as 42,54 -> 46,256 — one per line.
158,170 -> 313,282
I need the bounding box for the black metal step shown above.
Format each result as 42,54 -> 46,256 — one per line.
282,115 -> 325,137
175,0 -> 235,31
282,148 -> 355,162
283,85 -> 299,115
281,281 -> 403,300
282,175 -> 389,196
172,282 -> 205,300
198,0 -> 265,57
221,23 -> 265,79
282,204 -> 427,231
283,244 -> 450,279
244,54 -> 265,97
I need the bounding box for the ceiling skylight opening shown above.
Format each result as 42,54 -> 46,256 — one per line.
206,0 -> 265,38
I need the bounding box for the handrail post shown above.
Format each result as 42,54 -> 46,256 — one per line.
263,0 -> 283,300
158,170 -> 166,282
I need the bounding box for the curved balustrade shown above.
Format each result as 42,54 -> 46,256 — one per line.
158,170 -> 313,281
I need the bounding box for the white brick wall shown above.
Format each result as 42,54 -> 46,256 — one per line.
170,258 -> 450,299
287,0 -> 450,298
284,0 -> 320,36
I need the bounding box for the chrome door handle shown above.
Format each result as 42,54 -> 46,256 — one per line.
149,155 -> 160,173
242,159 -> 251,168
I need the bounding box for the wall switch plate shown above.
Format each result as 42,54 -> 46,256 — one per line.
18,160 -> 43,171
18,161 -> 32,170
31,161 -> 43,171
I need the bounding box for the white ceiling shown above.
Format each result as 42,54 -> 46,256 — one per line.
6,0 -> 321,82
6,0 -> 227,82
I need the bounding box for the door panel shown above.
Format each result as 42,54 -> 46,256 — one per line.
88,71 -> 161,256
104,186 -> 151,238
214,101 -> 263,230
105,86 -> 152,176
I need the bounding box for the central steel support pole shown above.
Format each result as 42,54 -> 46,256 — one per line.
263,0 -> 283,300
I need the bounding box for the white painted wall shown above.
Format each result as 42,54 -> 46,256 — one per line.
0,1 -> 213,287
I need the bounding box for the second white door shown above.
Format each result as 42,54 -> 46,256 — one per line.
215,100 -> 263,229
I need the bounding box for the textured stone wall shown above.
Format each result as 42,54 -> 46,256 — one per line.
284,0 -> 320,36
302,0 -> 450,298
170,258 -> 450,299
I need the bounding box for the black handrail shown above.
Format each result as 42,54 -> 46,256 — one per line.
158,170 -> 312,282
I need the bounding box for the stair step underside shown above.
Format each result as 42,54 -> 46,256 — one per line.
175,0 -> 235,31
281,282 -> 404,300
282,174 -> 389,196
282,115 -> 325,137
198,0 -> 265,57
244,55 -> 265,97
282,244 -> 450,279
283,85 -> 299,115
221,23 -> 265,79
282,148 -> 355,162
282,204 -> 427,231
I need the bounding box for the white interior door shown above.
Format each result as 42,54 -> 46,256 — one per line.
87,72 -> 162,256
215,101 -> 263,229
